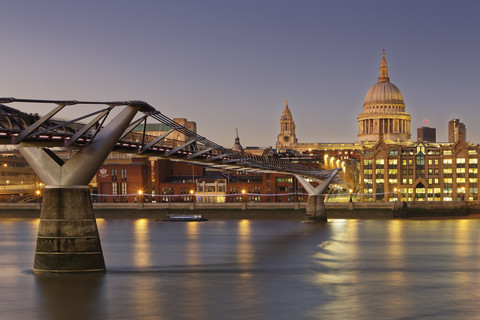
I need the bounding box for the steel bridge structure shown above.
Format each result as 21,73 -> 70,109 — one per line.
0,97 -> 340,273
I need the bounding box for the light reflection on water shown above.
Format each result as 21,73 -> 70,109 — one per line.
1,217 -> 480,319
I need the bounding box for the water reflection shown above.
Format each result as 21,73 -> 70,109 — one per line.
387,220 -> 406,286
237,219 -> 253,268
183,221 -> 208,319
133,219 -> 152,267
186,221 -> 201,265
35,274 -> 106,320
3,218 -> 480,319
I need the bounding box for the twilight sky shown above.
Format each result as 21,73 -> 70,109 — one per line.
1,0 -> 479,147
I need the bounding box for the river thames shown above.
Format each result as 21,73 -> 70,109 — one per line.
1,216 -> 480,319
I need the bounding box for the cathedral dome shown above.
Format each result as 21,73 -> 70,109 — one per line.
363,81 -> 404,107
361,49 -> 406,114
357,50 -> 411,143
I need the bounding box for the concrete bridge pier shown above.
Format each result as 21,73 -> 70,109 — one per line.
18,103 -> 150,273
305,195 -> 327,222
295,168 -> 340,223
34,187 -> 105,273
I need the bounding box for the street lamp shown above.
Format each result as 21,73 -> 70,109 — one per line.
348,188 -> 353,202
190,189 -> 194,202
461,186 -> 466,201
138,190 -> 144,208
36,190 -> 41,203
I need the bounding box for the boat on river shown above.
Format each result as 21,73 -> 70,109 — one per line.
163,214 -> 208,222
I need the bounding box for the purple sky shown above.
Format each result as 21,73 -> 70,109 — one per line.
1,0 -> 479,147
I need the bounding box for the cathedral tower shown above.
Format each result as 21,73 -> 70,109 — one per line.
276,99 -> 297,149
357,50 -> 411,143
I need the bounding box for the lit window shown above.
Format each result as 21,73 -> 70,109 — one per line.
388,159 -> 398,165
444,168 -> 452,174
375,159 -> 385,165
443,150 -> 452,155
456,158 -> 465,164
443,159 -> 452,164
469,158 -> 478,164
470,178 -> 478,183
457,178 -> 466,183
444,178 -> 453,184
456,168 -> 466,173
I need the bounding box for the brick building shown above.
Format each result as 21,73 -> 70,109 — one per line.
96,158 -> 152,203
360,138 -> 479,202
96,158 -> 314,203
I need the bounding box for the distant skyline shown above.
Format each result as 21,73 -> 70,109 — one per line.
1,0 -> 479,147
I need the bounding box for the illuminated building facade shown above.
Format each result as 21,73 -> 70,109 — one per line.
96,158 -> 309,203
96,158 -> 152,203
360,138 -> 478,202
0,149 -> 42,201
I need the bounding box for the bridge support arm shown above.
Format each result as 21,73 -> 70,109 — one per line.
18,105 -> 143,273
295,168 -> 340,223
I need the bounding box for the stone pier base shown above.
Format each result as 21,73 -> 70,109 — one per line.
305,195 -> 327,223
33,188 -> 106,274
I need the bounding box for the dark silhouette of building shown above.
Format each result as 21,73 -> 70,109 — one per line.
417,126 -> 436,142
448,119 -> 466,143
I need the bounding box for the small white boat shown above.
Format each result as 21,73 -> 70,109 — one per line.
163,214 -> 208,222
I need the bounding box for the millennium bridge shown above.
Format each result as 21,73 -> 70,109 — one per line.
0,98 -> 340,273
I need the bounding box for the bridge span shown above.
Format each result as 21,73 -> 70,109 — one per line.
0,97 -> 340,273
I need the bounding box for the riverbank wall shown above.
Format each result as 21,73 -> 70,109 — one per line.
0,201 -> 478,219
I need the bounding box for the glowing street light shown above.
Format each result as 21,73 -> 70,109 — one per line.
138,190 -> 144,208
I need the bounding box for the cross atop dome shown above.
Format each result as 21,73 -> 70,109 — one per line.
378,49 -> 390,83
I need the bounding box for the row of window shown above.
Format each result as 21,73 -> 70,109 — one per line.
111,169 -> 128,181
365,158 -> 479,166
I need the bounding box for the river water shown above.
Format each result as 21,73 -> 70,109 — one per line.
1,216 -> 480,320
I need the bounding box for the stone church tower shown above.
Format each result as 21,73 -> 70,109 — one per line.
276,100 -> 297,149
